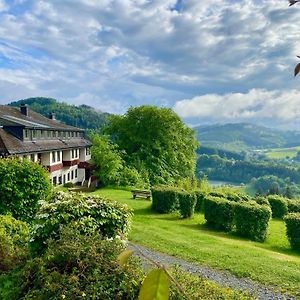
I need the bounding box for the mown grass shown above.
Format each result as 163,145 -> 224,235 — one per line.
265,146 -> 300,160
93,188 -> 300,298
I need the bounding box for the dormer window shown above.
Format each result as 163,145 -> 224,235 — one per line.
32,130 -> 36,139
24,129 -> 29,139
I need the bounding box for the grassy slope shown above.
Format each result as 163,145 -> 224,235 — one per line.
93,188 -> 300,297
265,146 -> 300,160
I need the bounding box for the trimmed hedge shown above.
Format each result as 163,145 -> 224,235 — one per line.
287,200 -> 300,213
285,213 -> 300,250
255,197 -> 270,206
194,191 -> 206,212
204,197 -> 235,231
235,201 -> 271,242
267,195 -> 288,218
178,191 -> 197,218
151,186 -> 179,213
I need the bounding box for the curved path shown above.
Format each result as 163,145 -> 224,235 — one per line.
129,243 -> 296,300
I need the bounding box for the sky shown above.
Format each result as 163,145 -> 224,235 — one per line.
1,0 -> 300,129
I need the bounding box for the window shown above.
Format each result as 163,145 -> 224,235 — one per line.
57,151 -> 61,161
24,129 -> 29,139
30,154 -> 35,162
52,151 -> 56,163
71,170 -> 74,180
63,174 -> 66,184
86,147 -> 91,155
47,131 -> 51,138
75,169 -> 78,178
32,130 -> 36,139
67,173 -> 70,181
76,149 -> 79,157
52,176 -> 57,185
58,176 -> 62,185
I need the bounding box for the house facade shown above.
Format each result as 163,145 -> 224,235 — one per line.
0,104 -> 92,186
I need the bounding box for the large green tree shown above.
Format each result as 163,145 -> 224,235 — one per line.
104,105 -> 198,185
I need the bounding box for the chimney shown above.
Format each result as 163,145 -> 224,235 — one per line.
49,112 -> 56,120
20,104 -> 28,116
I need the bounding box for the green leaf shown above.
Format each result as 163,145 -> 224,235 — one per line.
117,249 -> 133,266
138,269 -> 170,300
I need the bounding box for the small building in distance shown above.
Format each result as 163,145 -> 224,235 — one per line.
0,104 -> 92,186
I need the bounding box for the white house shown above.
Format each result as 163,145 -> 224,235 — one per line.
0,104 -> 92,186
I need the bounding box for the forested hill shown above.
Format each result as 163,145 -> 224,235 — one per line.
194,123 -> 300,151
9,97 -> 109,130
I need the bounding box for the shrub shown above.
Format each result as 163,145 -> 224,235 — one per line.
0,215 -> 29,271
63,182 -> 74,188
204,197 -> 235,231
287,199 -> 300,213
255,196 -> 270,206
267,195 -> 288,218
0,158 -> 51,222
194,190 -> 206,212
6,227 -> 144,300
178,191 -> 197,218
234,201 -> 271,242
31,191 -> 132,253
285,213 -> 300,250
151,186 -> 179,213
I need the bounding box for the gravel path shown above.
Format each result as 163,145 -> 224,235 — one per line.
128,243 -> 296,300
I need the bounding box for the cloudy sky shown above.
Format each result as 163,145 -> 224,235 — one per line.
0,0 -> 300,129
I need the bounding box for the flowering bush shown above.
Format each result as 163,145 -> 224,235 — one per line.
4,227 -> 143,300
30,191 -> 132,254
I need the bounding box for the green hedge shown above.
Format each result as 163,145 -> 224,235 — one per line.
0,158 -> 51,222
194,191 -> 206,212
235,201 -> 271,242
255,197 -> 270,206
285,213 -> 300,250
178,191 -> 197,218
31,191 -> 133,254
287,200 -> 300,213
204,197 -> 235,231
0,215 -> 29,271
267,195 -> 288,218
151,186 -> 179,213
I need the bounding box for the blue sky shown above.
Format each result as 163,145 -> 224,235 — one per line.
0,0 -> 300,129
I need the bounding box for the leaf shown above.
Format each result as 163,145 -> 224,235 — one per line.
138,269 -> 170,300
117,249 -> 133,267
294,63 -> 300,77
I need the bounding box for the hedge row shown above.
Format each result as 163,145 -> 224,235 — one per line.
204,197 -> 235,231
287,199 -> 300,213
267,196 -> 288,218
285,213 -> 300,251
151,186 -> 197,218
235,201 -> 271,242
204,197 -> 271,242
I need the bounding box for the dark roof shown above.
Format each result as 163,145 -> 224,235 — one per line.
0,105 -> 83,131
0,128 -> 92,155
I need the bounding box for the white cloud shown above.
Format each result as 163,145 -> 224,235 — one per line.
174,89 -> 300,129
0,0 -> 8,12
0,0 -> 300,128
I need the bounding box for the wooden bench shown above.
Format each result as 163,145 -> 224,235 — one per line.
131,190 -> 151,200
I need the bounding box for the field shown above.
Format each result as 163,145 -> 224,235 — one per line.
264,146 -> 300,160
92,188 -> 300,298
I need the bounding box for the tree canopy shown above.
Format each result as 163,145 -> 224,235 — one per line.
104,105 -> 198,185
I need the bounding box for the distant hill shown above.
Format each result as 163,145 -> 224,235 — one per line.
9,97 -> 109,130
194,123 -> 300,151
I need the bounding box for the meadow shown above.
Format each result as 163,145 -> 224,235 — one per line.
93,188 -> 300,298
264,146 -> 300,160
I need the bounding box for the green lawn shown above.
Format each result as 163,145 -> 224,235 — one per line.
265,146 -> 300,160
92,188 -> 300,298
